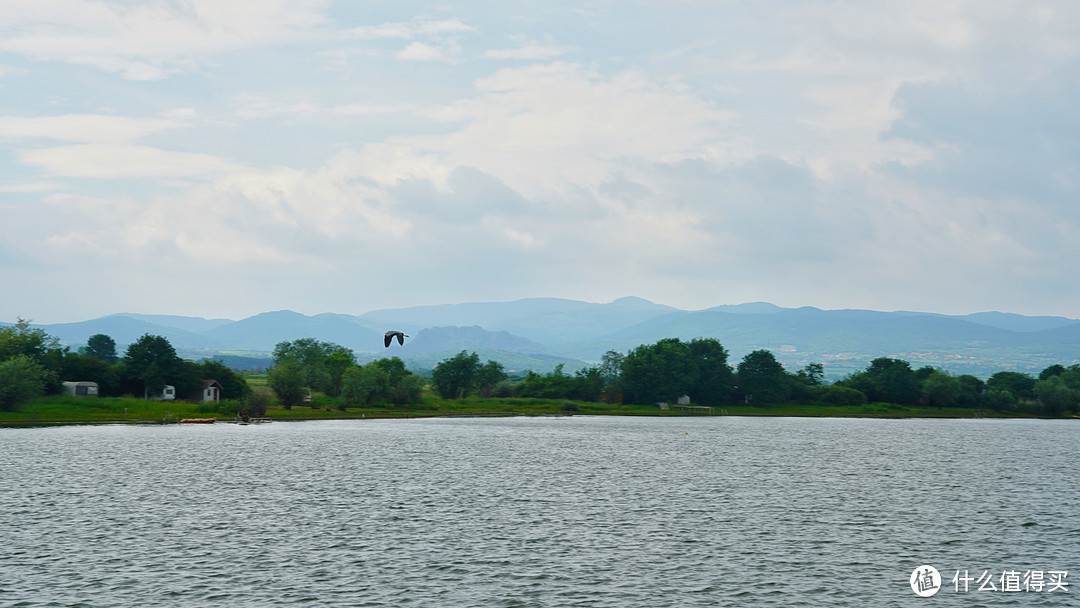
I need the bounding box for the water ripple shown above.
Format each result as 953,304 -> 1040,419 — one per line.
1,417 -> 1077,606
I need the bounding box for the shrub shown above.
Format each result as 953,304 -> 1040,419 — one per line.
0,355 -> 49,411
821,384 -> 867,407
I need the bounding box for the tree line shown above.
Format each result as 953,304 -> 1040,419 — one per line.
0,320 -> 250,411
4,320 -> 1077,417
427,337 -> 1080,417
266,338 -> 423,409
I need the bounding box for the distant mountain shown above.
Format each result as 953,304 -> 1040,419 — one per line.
386,325 -> 556,357
360,296 -> 679,344
108,313 -> 234,333
951,311 -> 1079,333
561,306 -> 1080,378
14,297 -> 1080,378
204,311 -> 384,351
31,315 -> 224,350
703,302 -> 786,315
362,348 -> 587,375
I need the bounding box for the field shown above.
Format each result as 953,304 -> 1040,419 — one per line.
1,392 -> 1036,426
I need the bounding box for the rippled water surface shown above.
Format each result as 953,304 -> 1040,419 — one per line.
1,416 -> 1077,606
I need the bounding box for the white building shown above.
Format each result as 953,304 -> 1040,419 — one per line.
62,381 -> 98,397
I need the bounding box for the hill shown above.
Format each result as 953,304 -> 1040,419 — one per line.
13,298 -> 1079,378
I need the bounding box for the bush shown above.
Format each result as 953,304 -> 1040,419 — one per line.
492,379 -> 519,398
244,391 -> 273,417
0,355 -> 49,411
821,384 -> 867,407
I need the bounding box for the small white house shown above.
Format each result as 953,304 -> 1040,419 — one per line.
677,395 -> 691,405
200,380 -> 223,403
62,381 -> 99,397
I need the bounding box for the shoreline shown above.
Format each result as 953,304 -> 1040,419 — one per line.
2,410 -> 1062,427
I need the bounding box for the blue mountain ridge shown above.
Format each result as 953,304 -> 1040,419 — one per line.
10,298 -> 1079,377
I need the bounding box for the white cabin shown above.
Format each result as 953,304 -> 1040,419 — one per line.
201,380 -> 223,403
62,381 -> 99,397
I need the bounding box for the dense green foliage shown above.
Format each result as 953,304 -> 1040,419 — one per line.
431,351 -> 508,399
0,355 -> 49,411
266,338 -> 423,410
340,357 -> 423,407
424,339 -> 1079,417
0,323 -> 249,412
80,334 -> 118,364
2,319 -> 1077,419
621,338 -> 735,406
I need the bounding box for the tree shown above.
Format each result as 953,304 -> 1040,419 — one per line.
599,350 -> 625,403
272,338 -> 354,394
688,338 -> 735,406
432,351 -> 481,399
369,357 -> 423,405
60,352 -> 120,396
323,350 -> 355,397
819,384 -> 867,406
736,349 -> 791,405
0,318 -> 61,362
341,364 -> 390,407
392,374 -> 424,405
573,366 -> 605,402
984,387 -> 1016,412
841,358 -> 919,404
986,371 -> 1036,400
80,334 -> 118,364
955,374 -> 986,409
0,355 -> 48,411
1040,364 -> 1066,380
796,363 -> 825,386
519,364 -> 578,399
244,390 -> 273,418
1033,376 -> 1079,417
1062,366 -> 1080,390
621,339 -> 696,405
267,357 -> 306,409
920,370 -> 962,409
122,334 -> 184,397
475,360 -> 508,397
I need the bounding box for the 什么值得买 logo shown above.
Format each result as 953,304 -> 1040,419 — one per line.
910,566 -> 1069,596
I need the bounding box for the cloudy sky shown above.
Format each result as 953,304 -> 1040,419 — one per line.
2,0 -> 1078,324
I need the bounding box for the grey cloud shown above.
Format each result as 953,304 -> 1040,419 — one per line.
885,68 -> 1080,206
390,166 -> 534,223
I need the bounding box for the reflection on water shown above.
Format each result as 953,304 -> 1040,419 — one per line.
1,416 -> 1076,606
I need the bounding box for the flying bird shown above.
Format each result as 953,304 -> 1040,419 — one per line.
384,330 -> 408,348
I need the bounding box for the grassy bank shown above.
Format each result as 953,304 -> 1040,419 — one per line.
0,394 -> 1048,425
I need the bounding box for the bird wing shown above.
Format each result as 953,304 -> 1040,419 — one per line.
396,333 -> 405,345
384,334 -> 392,348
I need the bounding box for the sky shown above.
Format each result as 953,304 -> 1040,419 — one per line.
2,0 -> 1079,324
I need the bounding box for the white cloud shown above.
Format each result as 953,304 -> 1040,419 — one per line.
6,1 -> 1080,322
0,0 -> 331,79
415,62 -> 737,193
20,144 -> 246,178
0,114 -> 180,143
396,41 -> 460,62
0,63 -> 24,77
345,18 -> 473,40
227,93 -> 415,120
482,36 -> 571,60
0,182 -> 62,193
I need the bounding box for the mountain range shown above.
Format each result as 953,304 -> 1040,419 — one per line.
10,297 -> 1080,379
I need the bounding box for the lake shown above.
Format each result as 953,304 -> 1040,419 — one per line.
1,416 -> 1076,606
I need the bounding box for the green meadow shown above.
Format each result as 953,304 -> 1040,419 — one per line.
1,391 -> 1029,426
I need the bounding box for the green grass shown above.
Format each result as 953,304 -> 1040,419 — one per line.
0,394 -> 1047,425
0,396 -> 212,423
